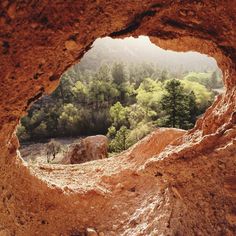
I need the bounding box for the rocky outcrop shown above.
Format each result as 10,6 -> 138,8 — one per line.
61,135 -> 108,164
0,1 -> 236,235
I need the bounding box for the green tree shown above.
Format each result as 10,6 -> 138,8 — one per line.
181,80 -> 213,113
109,102 -> 129,129
112,62 -> 129,103
17,123 -> 29,141
58,103 -> 81,135
95,64 -> 112,82
182,71 -> 222,90
72,81 -> 88,104
107,126 -> 117,140
128,104 -> 147,129
127,121 -> 154,146
188,91 -> 198,126
52,74 -> 74,103
109,126 -> 130,152
136,78 -> 163,120
128,63 -> 158,88
160,79 -> 190,129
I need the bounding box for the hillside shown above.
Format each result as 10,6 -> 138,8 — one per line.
78,36 -> 220,73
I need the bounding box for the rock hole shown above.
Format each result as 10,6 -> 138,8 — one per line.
155,171 -> 163,177
129,187 -> 136,192
41,220 -> 48,225
16,36 -> 224,166
2,40 -> 10,54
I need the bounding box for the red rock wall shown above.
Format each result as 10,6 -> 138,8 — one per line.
0,1 -> 235,235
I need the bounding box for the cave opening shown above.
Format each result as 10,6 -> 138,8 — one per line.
16,36 -> 224,165
0,1 -> 235,234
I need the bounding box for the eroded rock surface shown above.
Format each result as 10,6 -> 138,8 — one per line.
0,1 -> 236,235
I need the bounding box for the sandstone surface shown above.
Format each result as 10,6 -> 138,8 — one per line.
0,1 -> 236,235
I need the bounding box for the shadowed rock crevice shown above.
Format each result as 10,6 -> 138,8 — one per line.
110,9 -> 157,37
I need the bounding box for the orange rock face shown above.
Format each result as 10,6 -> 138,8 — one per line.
0,1 -> 235,235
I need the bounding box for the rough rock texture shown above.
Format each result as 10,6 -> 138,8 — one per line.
61,135 -> 108,164
0,1 -> 236,235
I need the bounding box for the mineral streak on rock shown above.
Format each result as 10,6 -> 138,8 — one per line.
0,1 -> 236,235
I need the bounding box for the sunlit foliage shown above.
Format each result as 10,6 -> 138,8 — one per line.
17,63 -> 222,153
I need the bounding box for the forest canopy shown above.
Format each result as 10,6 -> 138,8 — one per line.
17,36 -> 223,153
17,61 -> 223,153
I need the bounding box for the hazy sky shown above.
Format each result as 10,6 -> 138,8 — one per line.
79,36 -> 219,73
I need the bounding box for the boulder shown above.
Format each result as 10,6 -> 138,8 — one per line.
61,135 -> 108,164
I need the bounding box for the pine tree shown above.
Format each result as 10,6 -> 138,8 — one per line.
160,79 -> 190,129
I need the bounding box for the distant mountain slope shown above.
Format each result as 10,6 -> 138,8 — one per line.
77,36 -> 219,73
